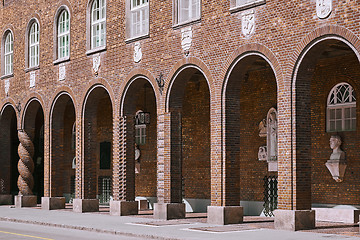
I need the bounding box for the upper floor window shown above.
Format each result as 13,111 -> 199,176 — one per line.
58,10 -> 70,59
130,0 -> 149,38
230,0 -> 265,11
327,83 -> 356,132
4,32 -> 13,75
29,22 -> 39,68
177,0 -> 201,25
91,0 -> 106,48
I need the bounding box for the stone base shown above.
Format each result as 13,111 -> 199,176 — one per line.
14,195 -> 37,208
313,208 -> 360,223
0,194 -> 13,205
274,210 -> 315,231
207,206 -> 243,225
41,197 -> 65,210
154,203 -> 185,220
73,199 -> 99,213
110,200 -> 138,216
138,199 -> 148,210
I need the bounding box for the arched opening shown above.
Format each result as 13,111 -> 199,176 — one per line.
23,100 -> 44,203
224,54 -> 277,216
294,38 -> 360,211
122,77 -> 157,211
168,66 -> 211,213
50,93 -> 76,202
83,86 -> 113,204
0,105 -> 19,200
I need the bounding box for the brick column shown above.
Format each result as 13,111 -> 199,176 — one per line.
110,116 -> 138,216
154,112 -> 185,220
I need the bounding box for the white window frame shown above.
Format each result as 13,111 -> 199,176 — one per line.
4,32 -> 13,75
29,22 -> 39,68
176,0 -> 201,25
58,10 -> 70,59
135,124 -> 146,145
327,82 -> 356,132
130,0 -> 149,38
91,0 -> 106,49
230,0 -> 266,12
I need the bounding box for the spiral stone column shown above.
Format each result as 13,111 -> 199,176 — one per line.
15,130 -> 37,207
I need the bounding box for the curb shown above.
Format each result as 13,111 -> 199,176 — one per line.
0,217 -> 181,240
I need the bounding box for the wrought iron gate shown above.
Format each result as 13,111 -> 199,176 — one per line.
263,176 -> 278,217
98,176 -> 112,204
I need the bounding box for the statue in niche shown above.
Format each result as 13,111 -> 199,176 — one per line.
258,119 -> 267,137
326,135 -> 347,182
135,144 -> 141,174
267,108 -> 278,171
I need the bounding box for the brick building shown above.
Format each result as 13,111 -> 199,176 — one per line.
0,0 -> 359,230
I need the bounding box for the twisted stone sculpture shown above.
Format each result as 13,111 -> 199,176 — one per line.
17,130 -> 35,195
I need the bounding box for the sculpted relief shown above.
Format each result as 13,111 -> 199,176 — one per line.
316,0 -> 332,19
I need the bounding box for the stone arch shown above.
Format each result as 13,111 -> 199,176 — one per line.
289,30 -> 360,211
49,91 -> 76,198
221,50 -> 278,211
0,103 -> 19,196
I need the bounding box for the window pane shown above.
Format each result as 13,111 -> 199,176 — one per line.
345,107 -> 350,118
336,120 -> 342,131
336,109 -> 342,119
330,121 -> 335,132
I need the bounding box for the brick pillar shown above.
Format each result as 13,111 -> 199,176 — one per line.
75,117 -> 82,199
43,120 -> 50,197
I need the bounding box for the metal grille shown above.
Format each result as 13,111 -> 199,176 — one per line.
263,176 -> 278,217
98,176 -> 112,204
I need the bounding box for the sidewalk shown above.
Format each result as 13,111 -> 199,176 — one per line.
0,205 -> 358,240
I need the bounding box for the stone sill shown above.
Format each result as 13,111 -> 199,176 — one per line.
86,45 -> 107,56
125,34 -> 150,44
172,18 -> 201,30
25,66 -> 40,73
53,57 -> 70,65
1,73 -> 13,80
230,0 -> 266,13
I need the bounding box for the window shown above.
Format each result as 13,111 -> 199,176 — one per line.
135,124 -> 146,145
58,10 -> 70,59
230,0 -> 265,11
177,0 -> 200,24
91,0 -> 106,49
130,0 -> 149,38
4,32 -> 13,75
29,22 -> 39,68
327,83 -> 356,132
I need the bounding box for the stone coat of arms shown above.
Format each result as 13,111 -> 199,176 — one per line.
316,0 -> 332,19
242,10 -> 255,37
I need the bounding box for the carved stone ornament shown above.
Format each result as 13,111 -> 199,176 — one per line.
316,0 -> 332,19
135,144 -> 141,174
326,135 -> 346,182
59,65 -> 66,81
29,72 -> 36,88
242,10 -> 255,37
134,42 -> 142,63
92,55 -> 101,76
181,26 -> 192,56
267,108 -> 278,172
4,79 -> 9,96
258,146 -> 267,161
259,119 -> 267,137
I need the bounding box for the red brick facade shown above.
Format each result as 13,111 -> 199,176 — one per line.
0,0 -> 360,217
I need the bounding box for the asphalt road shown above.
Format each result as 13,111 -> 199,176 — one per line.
0,221 -> 145,240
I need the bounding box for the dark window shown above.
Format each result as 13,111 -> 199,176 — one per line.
100,141 -> 111,169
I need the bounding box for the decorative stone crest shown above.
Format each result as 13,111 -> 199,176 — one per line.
181,26 -> 192,56
316,0 -> 332,19
326,135 -> 346,182
258,146 -> 267,161
92,55 -> 101,76
135,144 -> 141,174
4,79 -> 9,96
242,10 -> 255,37
134,42 -> 142,63
267,108 -> 278,171
59,65 -> 66,81
29,72 -> 36,88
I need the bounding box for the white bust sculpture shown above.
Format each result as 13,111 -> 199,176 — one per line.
326,135 -> 346,182
329,135 -> 345,161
